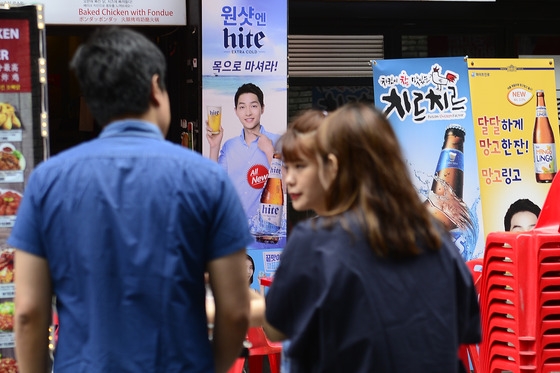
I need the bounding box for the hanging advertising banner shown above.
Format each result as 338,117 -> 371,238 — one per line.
202,0 -> 287,291
2,0 -> 186,25
0,4 -> 49,370
467,58 -> 559,237
373,56 -> 484,261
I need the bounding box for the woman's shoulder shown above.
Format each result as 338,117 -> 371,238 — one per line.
288,216 -> 358,256
291,216 -> 342,237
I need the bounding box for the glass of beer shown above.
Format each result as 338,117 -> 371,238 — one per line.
207,106 -> 222,135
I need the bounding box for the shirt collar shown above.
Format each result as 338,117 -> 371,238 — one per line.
240,124 -> 268,142
99,120 -> 165,140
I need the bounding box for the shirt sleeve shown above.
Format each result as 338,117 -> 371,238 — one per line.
217,142 -> 229,173
7,169 -> 46,257
265,222 -> 324,343
204,167 -> 253,260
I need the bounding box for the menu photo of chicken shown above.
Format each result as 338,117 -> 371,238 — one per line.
0,301 -> 13,334
0,249 -> 13,286
0,102 -> 23,144
0,191 -> 21,229
0,300 -> 15,373
0,143 -> 25,184
0,332 -> 15,373
0,354 -> 16,373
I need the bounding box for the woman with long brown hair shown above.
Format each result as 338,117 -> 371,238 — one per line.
265,102 -> 480,373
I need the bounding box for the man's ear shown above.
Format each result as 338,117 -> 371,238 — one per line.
150,75 -> 164,106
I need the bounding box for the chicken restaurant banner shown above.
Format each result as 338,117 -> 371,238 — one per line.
2,0 -> 186,25
372,57 -> 484,261
202,0 -> 287,291
373,57 -> 559,261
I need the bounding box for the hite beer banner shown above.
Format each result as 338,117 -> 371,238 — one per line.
202,0 -> 288,290
373,56 -> 485,261
468,58 -> 559,236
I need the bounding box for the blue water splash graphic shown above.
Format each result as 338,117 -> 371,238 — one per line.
413,166 -> 482,261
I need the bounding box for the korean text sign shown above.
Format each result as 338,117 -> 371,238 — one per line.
468,58 -> 559,236
202,0 -> 287,290
3,0 -> 186,25
373,57 -> 484,260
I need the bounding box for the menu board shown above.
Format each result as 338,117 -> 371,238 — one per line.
0,5 -> 49,371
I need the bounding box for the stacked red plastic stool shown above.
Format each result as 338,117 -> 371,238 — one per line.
227,327 -> 282,373
479,177 -> 560,373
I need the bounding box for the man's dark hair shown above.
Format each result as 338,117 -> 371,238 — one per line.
234,83 -> 264,108
70,26 -> 167,126
504,198 -> 541,231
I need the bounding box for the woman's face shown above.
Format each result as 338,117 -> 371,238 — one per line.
246,258 -> 254,281
284,156 -> 328,215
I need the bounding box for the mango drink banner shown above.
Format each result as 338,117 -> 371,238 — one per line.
201,0 -> 288,291
467,58 -> 559,237
373,57 -> 484,261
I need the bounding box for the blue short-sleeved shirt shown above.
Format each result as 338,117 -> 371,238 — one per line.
218,125 -> 280,219
8,120 -> 253,373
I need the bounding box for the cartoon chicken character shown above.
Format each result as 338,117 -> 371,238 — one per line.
431,66 -> 457,90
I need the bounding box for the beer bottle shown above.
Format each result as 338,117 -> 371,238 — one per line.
533,90 -> 557,183
255,153 -> 284,244
424,124 -> 465,231
180,120 -> 192,149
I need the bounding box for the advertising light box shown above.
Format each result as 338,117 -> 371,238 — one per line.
3,0 -> 186,25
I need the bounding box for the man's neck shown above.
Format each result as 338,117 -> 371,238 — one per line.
111,109 -> 164,134
244,124 -> 262,142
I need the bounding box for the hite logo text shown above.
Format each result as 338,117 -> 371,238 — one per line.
223,27 -> 265,50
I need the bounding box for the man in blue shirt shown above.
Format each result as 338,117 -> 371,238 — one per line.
10,27 -> 252,373
206,83 -> 281,220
